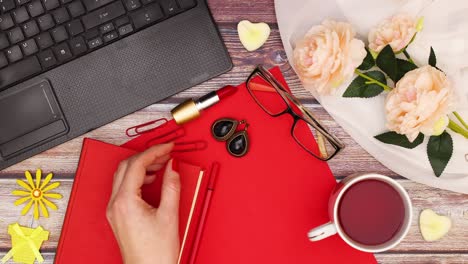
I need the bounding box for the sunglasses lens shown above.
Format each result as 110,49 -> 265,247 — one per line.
228,132 -> 247,156
213,120 -> 235,138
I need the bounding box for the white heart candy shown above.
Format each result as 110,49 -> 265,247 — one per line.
237,20 -> 271,52
419,209 -> 452,242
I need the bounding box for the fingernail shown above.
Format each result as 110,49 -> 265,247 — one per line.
171,158 -> 179,172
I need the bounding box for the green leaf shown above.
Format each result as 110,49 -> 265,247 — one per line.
376,45 -> 398,82
429,47 -> 437,67
375,132 -> 424,149
358,48 -> 375,71
396,59 -> 418,82
427,132 -> 453,177
343,71 -> 386,98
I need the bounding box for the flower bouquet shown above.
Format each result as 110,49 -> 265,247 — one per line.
275,0 -> 468,193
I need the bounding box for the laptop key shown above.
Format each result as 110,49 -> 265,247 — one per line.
67,1 -> 85,18
123,0 -> 140,11
43,0 -> 60,10
177,0 -> 195,9
0,0 -> 15,12
5,45 -> 23,63
22,20 -> 40,38
160,0 -> 179,15
82,0 -> 114,12
8,27 -> 25,44
53,7 -> 71,24
83,28 -> 99,40
114,16 -> 129,27
87,37 -> 102,49
103,31 -> 117,42
82,1 -> 125,30
66,19 -> 84,36
12,7 -> 30,24
0,34 -> 9,50
118,24 -> 133,36
16,0 -> 30,5
0,56 -> 41,87
53,42 -> 72,62
51,25 -> 68,42
69,36 -> 87,55
0,53 -> 7,68
100,23 -> 114,34
20,39 -> 39,56
37,49 -> 56,68
36,32 -> 54,49
130,3 -> 163,29
28,0 -> 45,17
141,0 -> 154,5
37,14 -> 55,30
0,14 -> 15,30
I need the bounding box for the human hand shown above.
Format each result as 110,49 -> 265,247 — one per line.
107,143 -> 181,264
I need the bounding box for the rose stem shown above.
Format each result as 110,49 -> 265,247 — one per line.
448,119 -> 468,139
354,70 -> 392,91
403,49 -> 416,65
453,111 -> 468,130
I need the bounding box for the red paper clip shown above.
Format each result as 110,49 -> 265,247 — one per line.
145,128 -> 185,148
125,118 -> 168,137
173,141 -> 208,152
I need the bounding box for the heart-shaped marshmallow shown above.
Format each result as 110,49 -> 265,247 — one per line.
237,20 -> 271,52
419,209 -> 452,242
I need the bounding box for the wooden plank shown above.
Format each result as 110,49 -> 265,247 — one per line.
1,253 -> 464,264
208,0 -> 278,24
375,253 -> 468,264
375,254 -> 468,263
0,179 -> 466,252
0,252 -> 466,264
0,104 -> 395,177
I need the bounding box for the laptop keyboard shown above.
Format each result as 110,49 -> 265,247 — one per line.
0,0 -> 196,91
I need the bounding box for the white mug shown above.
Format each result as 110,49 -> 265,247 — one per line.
308,173 -> 413,253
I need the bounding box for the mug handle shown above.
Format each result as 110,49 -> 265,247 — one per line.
308,222 -> 337,241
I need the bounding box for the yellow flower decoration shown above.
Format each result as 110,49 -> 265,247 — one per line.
12,169 -> 62,220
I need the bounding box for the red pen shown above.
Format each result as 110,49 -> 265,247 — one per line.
189,163 -> 219,264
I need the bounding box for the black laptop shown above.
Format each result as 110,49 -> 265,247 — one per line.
0,0 -> 232,170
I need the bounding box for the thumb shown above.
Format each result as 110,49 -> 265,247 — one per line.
159,159 -> 181,216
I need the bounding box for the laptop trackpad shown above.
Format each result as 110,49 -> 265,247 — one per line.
0,80 -> 68,159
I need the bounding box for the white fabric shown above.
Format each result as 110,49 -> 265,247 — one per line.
275,0 -> 468,193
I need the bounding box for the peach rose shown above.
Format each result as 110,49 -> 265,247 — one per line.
385,66 -> 455,142
369,13 -> 418,53
293,20 -> 366,95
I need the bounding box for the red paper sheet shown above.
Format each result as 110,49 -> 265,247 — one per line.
123,67 -> 376,263
55,139 -> 210,264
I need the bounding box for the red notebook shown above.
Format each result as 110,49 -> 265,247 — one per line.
123,67 -> 377,263
55,138 -> 212,264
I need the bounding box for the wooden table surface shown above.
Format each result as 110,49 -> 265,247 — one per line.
1,0 -> 467,263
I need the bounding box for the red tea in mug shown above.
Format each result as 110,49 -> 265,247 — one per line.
337,179 -> 405,246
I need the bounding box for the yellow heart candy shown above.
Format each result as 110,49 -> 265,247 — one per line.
419,209 -> 452,242
237,20 -> 271,52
